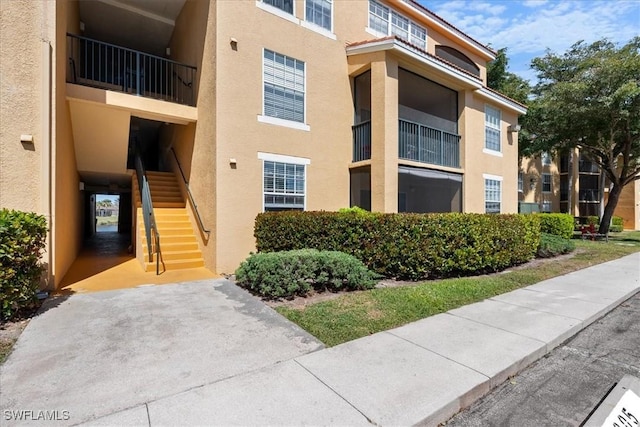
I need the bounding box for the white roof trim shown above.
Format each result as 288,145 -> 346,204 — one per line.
397,0 -> 495,60
475,87 -> 528,115
347,39 -> 483,89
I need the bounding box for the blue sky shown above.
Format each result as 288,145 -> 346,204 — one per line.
419,0 -> 640,83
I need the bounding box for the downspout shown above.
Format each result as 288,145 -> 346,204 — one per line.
41,39 -> 54,290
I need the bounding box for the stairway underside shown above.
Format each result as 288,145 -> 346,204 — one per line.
133,171 -> 205,272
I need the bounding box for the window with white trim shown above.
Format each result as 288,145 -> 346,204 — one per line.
518,172 -> 523,192
542,200 -> 552,213
485,178 -> 501,214
263,0 -> 293,14
485,105 -> 501,152
542,151 -> 552,166
263,160 -> 306,211
263,49 -> 305,124
368,0 -> 426,50
542,173 -> 552,193
306,0 -> 332,31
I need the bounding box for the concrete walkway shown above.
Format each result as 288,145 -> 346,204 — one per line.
1,253 -> 638,426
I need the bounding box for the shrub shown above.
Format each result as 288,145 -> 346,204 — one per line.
0,209 -> 48,320
235,249 -> 379,299
610,216 -> 624,232
538,213 -> 575,239
537,232 -> 576,258
587,215 -> 599,226
255,212 -> 540,280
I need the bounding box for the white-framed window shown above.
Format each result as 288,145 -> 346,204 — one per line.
305,0 -> 332,31
263,0 -> 293,15
262,49 -> 306,124
518,172 -> 523,193
368,0 -> 426,50
542,173 -> 552,193
484,174 -> 502,214
542,200 -> 552,213
259,153 -> 309,211
542,151 -> 552,166
485,105 -> 501,153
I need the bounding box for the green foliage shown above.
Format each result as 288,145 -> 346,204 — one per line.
255,212 -> 541,280
538,213 -> 575,239
587,216 -> 600,226
337,206 -> 375,217
523,38 -> 640,233
537,233 -> 576,258
235,249 -> 379,299
0,209 -> 48,320
487,47 -> 531,105
611,216 -> 624,232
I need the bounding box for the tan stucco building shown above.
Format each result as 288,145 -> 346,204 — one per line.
1,0 -> 527,289
520,151 -> 640,230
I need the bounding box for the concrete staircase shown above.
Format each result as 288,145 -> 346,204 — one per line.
133,171 -> 205,272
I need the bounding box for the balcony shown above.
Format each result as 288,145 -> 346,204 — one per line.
399,119 -> 460,168
352,121 -> 371,162
67,34 -> 197,106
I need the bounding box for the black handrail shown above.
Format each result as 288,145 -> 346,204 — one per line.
170,148 -> 210,236
67,33 -> 197,106
135,153 -> 162,274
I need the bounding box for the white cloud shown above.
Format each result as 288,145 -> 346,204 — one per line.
422,0 -> 639,78
522,0 -> 549,7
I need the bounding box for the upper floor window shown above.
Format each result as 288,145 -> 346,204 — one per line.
368,0 -> 426,50
518,172 -> 523,192
263,0 -> 293,14
485,105 -> 501,152
263,49 -> 305,124
542,173 -> 552,193
542,151 -> 552,166
435,46 -> 480,77
306,0 -> 332,31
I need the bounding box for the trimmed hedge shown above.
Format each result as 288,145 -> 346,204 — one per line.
537,232 -> 576,258
611,216 -> 623,232
538,213 -> 575,239
0,209 -> 47,320
255,212 -> 540,280
235,249 -> 379,299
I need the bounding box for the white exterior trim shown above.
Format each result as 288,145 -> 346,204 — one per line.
397,0 -> 495,59
476,87 -> 527,114
483,148 -> 503,157
256,0 -> 299,24
347,39 -> 482,89
483,173 -> 503,181
257,115 -> 311,131
258,152 -> 311,165
301,20 -> 337,39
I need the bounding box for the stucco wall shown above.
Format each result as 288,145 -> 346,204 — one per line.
167,0 -> 218,271
0,0 -> 47,213
53,0 -> 82,288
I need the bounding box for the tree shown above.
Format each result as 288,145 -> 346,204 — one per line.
487,47 -> 531,105
486,48 -> 532,158
524,38 -> 640,234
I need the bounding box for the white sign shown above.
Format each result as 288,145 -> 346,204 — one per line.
602,389 -> 640,427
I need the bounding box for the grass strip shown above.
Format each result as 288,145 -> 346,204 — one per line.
277,233 -> 640,347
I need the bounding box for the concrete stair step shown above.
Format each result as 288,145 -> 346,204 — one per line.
143,250 -> 203,261
142,234 -> 197,244
144,258 -> 205,272
152,201 -> 186,208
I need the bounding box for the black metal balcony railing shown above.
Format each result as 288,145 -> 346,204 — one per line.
352,121 -> 371,162
398,119 -> 460,168
67,34 -> 197,106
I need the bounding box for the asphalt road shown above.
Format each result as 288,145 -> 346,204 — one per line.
445,292 -> 640,427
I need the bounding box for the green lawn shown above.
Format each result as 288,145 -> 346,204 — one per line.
276,231 -> 640,347
96,215 -> 119,226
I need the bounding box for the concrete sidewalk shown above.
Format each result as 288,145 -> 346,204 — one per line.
2,253 -> 639,426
